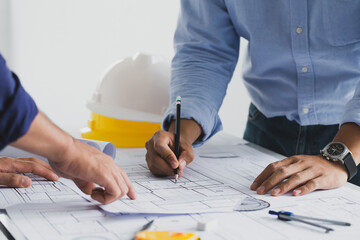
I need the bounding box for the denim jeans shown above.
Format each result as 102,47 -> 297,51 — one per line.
243,103 -> 360,186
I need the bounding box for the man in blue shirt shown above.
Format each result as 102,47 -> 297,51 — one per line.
0,54 -> 136,204
145,1 -> 360,196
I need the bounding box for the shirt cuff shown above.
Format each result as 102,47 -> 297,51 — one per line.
0,73 -> 38,150
340,97 -> 360,127
162,98 -> 222,147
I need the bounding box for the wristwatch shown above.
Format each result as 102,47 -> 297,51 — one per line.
320,142 -> 358,181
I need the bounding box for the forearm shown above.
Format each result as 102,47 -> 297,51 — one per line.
168,119 -> 203,145
333,122 -> 360,165
10,111 -> 73,162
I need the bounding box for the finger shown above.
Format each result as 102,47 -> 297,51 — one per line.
0,173 -> 32,188
179,169 -> 184,178
6,159 -> 59,181
73,179 -> 96,195
119,170 -> 136,200
256,161 -> 307,195
152,133 -> 178,169
91,185 -> 119,205
270,168 -> 317,196
251,157 -> 295,190
112,171 -> 128,199
146,150 -> 174,177
91,187 -> 108,203
91,174 -> 121,204
17,157 -> 54,172
292,177 -> 323,196
178,144 -> 194,171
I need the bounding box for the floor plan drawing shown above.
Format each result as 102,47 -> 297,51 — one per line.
101,163 -> 269,214
4,144 -> 360,240
0,173 -> 87,209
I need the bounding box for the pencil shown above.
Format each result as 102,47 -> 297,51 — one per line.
174,96 -> 181,183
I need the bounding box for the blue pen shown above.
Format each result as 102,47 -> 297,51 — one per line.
269,210 -> 351,233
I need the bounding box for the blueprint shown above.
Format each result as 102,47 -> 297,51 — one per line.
6,186 -> 360,240
3,143 -> 360,240
6,202 -> 283,240
101,162 -> 269,214
0,174 -> 87,209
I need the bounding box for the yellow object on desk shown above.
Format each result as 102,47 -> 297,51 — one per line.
81,112 -> 160,148
135,231 -> 199,240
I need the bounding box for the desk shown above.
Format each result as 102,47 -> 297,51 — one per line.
1,133 -> 360,239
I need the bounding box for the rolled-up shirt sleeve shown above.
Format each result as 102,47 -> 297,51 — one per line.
162,0 -> 240,147
0,54 -> 38,150
341,80 -> 360,127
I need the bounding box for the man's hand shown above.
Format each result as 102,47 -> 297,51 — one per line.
11,112 -> 136,204
250,155 -> 348,196
145,131 -> 194,177
0,157 -> 59,188
49,139 -> 136,204
145,119 -> 202,177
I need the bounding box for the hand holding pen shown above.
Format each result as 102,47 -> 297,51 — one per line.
145,97 -> 203,178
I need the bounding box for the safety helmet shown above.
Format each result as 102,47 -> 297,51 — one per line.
81,53 -> 170,148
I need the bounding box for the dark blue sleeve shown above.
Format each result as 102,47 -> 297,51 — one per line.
0,54 -> 38,150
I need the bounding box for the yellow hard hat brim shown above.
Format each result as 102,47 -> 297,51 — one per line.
81,113 -> 161,148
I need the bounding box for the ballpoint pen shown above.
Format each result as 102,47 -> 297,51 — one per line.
269,210 -> 351,233
174,96 -> 181,183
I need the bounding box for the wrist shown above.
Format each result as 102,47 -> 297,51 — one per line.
168,119 -> 203,144
320,141 -> 358,180
11,111 -> 75,163
333,122 -> 360,166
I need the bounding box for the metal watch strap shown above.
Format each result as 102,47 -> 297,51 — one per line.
343,153 -> 358,181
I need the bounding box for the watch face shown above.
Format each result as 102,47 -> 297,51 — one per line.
326,143 -> 345,156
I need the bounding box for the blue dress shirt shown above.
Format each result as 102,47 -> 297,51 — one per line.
0,54 -> 38,150
163,0 -> 360,145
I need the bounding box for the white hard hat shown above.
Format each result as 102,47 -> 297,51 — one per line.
88,53 -> 170,123
81,53 -> 170,148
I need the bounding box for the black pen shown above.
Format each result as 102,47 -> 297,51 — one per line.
174,96 -> 181,183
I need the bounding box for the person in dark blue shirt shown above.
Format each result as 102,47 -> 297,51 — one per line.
0,54 -> 136,204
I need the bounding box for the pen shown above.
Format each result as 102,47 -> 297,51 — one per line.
140,220 -> 155,231
134,219 -> 155,240
174,96 -> 181,183
269,210 -> 351,233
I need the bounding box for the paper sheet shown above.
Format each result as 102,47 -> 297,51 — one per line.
101,162 -> 269,214
6,188 -> 360,240
6,202 -> 280,240
0,174 -> 88,209
102,144 -> 279,214
3,143 -> 360,240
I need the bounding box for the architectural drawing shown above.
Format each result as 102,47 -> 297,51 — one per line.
101,163 -> 269,214
0,173 -> 87,208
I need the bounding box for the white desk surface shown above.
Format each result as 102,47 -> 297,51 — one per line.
0,132 -> 360,239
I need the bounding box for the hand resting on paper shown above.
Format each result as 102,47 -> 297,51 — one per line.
11,112 -> 136,204
0,156 -> 59,187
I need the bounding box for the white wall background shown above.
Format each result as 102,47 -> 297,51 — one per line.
2,0 -> 250,139
0,0 -> 11,61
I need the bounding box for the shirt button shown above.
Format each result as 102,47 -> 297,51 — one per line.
296,27 -> 303,34
302,66 -> 308,73
303,107 -> 309,114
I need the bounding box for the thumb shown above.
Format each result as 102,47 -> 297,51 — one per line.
178,145 -> 194,171
0,173 -> 32,188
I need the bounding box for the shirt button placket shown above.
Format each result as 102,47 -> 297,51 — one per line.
290,0 -> 316,125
